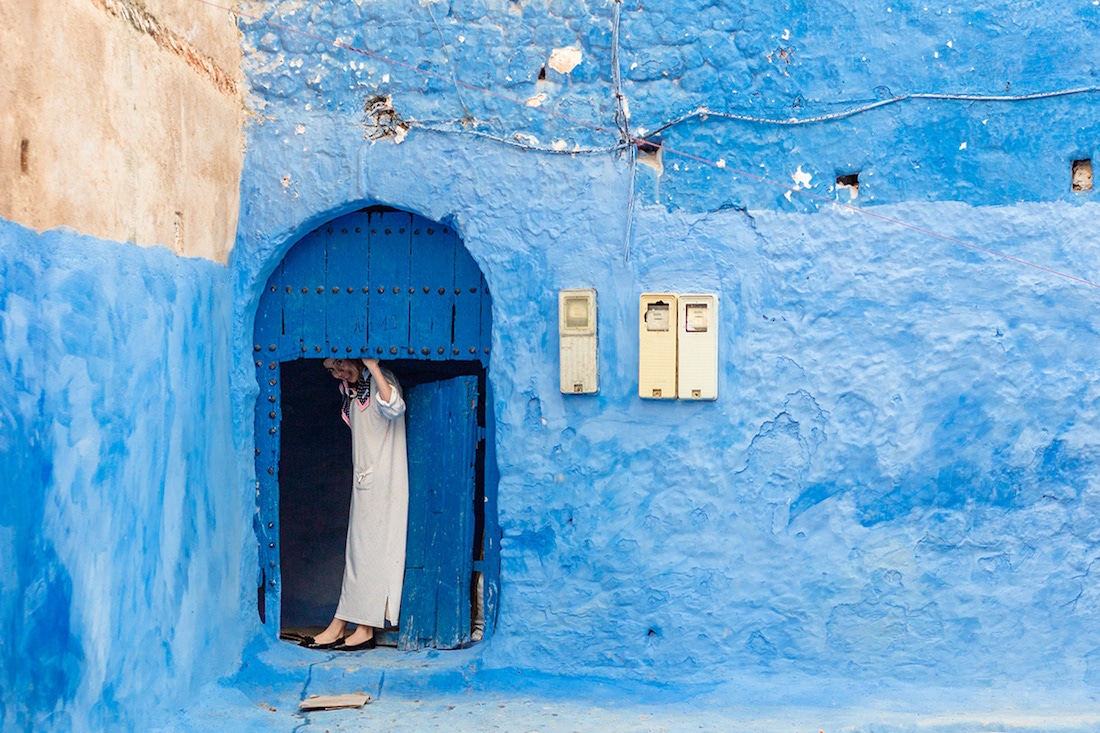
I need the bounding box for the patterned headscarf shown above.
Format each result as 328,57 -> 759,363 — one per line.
341,373 -> 373,424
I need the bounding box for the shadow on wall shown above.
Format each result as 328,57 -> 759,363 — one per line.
0,406 -> 81,731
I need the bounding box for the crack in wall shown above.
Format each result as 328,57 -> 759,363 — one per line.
91,0 -> 240,97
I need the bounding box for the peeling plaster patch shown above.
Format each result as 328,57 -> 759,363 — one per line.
959,142 -> 967,150
515,133 -> 540,146
716,159 -> 726,168
551,140 -> 568,151
281,174 -> 291,188
791,165 -> 813,189
382,74 -> 390,83
548,46 -> 582,74
781,28 -> 791,40
295,125 -> 306,135
786,165 -> 813,202
362,95 -> 409,142
526,93 -> 548,107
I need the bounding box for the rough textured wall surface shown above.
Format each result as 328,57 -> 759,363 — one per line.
232,0 -> 1100,712
0,0 -> 243,261
0,219 -> 245,731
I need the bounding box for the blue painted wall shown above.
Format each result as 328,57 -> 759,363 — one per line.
6,0 -> 1100,729
0,220 -> 245,730
234,0 -> 1100,708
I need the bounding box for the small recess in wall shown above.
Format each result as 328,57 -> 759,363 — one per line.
19,139 -> 29,174
173,211 -> 184,253
836,172 -> 859,199
1071,159 -> 1093,192
635,137 -> 664,174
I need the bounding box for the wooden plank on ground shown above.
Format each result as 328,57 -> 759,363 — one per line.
298,693 -> 370,711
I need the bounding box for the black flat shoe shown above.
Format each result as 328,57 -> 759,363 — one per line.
333,637 -> 376,652
300,636 -> 344,650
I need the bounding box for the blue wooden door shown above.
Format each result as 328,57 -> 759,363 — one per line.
253,206 -> 498,644
401,376 -> 480,650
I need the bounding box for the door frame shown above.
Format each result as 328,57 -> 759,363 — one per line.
251,206 -> 499,646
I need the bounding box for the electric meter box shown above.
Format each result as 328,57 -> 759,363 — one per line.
559,288 -> 598,394
638,293 -> 678,399
677,294 -> 718,401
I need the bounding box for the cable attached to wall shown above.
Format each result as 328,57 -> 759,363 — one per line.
646,87 -> 1100,136
422,0 -> 474,123
411,122 -> 628,155
610,0 -> 629,144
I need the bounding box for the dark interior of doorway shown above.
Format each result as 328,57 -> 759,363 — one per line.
278,358 -> 488,635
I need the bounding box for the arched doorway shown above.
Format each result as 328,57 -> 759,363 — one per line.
252,206 -> 498,650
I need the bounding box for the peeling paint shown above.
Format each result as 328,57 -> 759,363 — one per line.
791,165 -> 813,189
91,0 -> 240,97
548,46 -> 583,74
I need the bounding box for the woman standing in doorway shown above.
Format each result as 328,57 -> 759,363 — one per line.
302,357 -> 408,651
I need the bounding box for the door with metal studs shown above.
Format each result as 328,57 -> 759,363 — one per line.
252,206 -> 497,649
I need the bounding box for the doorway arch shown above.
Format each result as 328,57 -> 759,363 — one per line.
252,206 -> 498,650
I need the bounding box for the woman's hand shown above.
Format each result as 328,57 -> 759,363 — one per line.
360,358 -> 393,403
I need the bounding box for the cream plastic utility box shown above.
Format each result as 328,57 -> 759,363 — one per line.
638,293 -> 678,399
559,289 -> 598,394
677,294 -> 718,400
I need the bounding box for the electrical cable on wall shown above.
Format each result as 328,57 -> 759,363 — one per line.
195,0 -> 1100,291
647,87 -> 1100,136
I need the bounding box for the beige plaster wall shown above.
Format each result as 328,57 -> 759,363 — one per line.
0,0 -> 243,262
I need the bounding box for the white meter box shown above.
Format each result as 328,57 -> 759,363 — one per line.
638,293 -> 678,399
559,289 -> 598,394
677,294 -> 718,400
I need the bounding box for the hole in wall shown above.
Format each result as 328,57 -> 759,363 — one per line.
19,138 -> 29,174
836,172 -> 859,199
537,66 -> 546,81
173,211 -> 184,253
362,95 -> 409,142
636,137 -> 664,174
1072,159 -> 1093,192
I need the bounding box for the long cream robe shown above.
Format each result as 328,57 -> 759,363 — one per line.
334,369 -> 408,628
